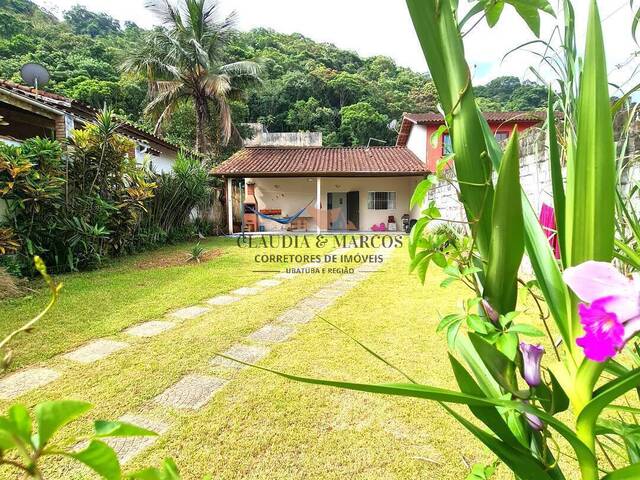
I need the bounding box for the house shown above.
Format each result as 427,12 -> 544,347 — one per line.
0,80 -> 180,173
212,146 -> 427,234
396,111 -> 545,171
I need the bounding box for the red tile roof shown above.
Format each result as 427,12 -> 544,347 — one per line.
212,146 -> 427,177
396,111 -> 546,146
0,79 -> 181,152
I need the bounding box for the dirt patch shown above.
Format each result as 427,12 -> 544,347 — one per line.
0,268 -> 28,300
135,249 -> 224,270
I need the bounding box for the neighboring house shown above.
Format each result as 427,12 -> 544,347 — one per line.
212,146 -> 427,234
396,111 -> 545,171
0,80 -> 180,173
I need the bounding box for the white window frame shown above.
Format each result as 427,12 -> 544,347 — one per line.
367,191 -> 397,210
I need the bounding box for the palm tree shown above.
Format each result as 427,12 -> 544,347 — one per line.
124,0 -> 260,153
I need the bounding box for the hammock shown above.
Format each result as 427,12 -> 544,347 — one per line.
249,199 -> 315,225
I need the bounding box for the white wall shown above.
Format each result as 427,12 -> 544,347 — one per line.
248,176 -> 422,232
136,145 -> 178,174
405,123 -> 427,163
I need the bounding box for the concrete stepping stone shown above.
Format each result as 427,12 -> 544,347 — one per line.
297,296 -> 334,311
64,339 -> 128,364
124,321 -> 175,338
168,305 -> 210,320
154,374 -> 227,410
277,308 -> 316,325
248,324 -> 296,344
207,295 -> 241,306
314,288 -> 344,300
275,272 -> 297,280
0,368 -> 60,400
211,344 -> 269,369
254,279 -> 282,288
231,287 -> 261,296
104,414 -> 169,464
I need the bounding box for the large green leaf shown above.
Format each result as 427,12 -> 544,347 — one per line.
94,421 -> 157,439
547,89 -> 565,264
7,404 -> 32,445
601,463 -> 640,480
484,130 -> 524,314
128,458 -> 181,480
35,400 -> 92,449
406,0 -> 494,260
69,439 -> 121,480
565,0 -> 616,268
478,112 -> 573,353
468,333 -> 519,394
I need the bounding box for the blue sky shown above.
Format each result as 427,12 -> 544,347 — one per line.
35,0 -> 639,89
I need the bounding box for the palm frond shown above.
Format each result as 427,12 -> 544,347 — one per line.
220,60 -> 262,79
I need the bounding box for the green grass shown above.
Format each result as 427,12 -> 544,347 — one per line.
0,238 -> 578,479
0,236 -> 335,371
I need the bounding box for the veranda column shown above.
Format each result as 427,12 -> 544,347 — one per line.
316,177 -> 321,234
227,177 -> 233,235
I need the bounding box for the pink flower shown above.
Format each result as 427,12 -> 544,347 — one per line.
563,261 -> 640,362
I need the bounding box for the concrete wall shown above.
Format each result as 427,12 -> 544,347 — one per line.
244,130 -> 323,147
406,123 -> 428,163
135,146 -> 177,174
247,176 -> 421,232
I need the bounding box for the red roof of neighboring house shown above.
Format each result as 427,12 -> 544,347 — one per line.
396,111 -> 546,146
0,79 -> 181,152
212,146 -> 427,177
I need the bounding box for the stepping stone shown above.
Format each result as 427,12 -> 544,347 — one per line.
154,374 -> 227,410
232,287 -> 261,296
297,296 -> 334,311
104,414 -> 169,464
211,344 -> 269,369
168,305 -> 210,320
332,279 -> 357,290
275,272 -> 297,280
64,339 -> 128,364
254,279 -> 282,288
124,321 -> 175,338
277,308 -> 316,325
207,295 -> 241,306
0,368 -> 60,400
248,324 -> 295,344
314,288 -> 344,300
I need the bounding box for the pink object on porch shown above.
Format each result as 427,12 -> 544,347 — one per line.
371,223 -> 387,232
539,203 -> 561,259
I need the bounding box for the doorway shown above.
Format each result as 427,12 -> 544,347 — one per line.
327,191 -> 359,231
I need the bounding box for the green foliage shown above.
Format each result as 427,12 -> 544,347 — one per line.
475,76 -> 548,111
339,102 -> 390,145
63,5 -> 121,37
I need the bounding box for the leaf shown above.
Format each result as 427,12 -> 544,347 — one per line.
485,1 -> 505,28
496,332 -> 519,361
484,129 -> 524,315
409,217 -> 428,258
547,89 -> 565,264
128,458 -> 181,480
441,404 -> 554,480
508,324 -> 545,337
467,314 -> 490,334
449,354 -> 520,446
35,400 -> 92,449
469,333 -> 519,393
7,404 -> 32,445
94,421 -> 157,438
565,0 -> 616,268
510,2 -> 541,36
410,176 -> 436,210
537,370 -> 569,415
601,463 -> 640,479
70,439 -> 121,480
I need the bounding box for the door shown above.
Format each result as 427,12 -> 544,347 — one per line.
328,192 -> 347,230
347,191 -> 359,230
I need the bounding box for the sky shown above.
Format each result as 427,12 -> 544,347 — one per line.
34,0 -> 639,88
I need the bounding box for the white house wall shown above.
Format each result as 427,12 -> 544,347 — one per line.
405,123 -> 427,163
136,146 -> 178,174
247,176 -> 422,232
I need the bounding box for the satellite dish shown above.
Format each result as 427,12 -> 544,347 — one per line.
20,63 -> 50,90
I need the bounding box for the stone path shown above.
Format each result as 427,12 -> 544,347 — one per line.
104,414 -> 170,463
153,374 -> 227,410
0,243 -> 395,465
125,321 -> 175,338
63,339 -> 129,364
0,368 -> 60,400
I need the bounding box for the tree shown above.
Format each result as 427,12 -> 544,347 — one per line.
63,5 -> 121,37
123,0 -> 261,153
339,102 -> 390,146
286,97 -> 335,132
408,81 -> 439,112
328,72 -> 366,107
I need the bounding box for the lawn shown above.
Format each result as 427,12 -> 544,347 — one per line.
0,236 -> 566,479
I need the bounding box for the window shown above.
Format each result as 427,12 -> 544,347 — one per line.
367,192 -> 396,210
442,133 -> 453,156
495,132 -> 510,143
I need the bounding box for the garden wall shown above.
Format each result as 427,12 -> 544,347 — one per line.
426,117 -> 640,272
